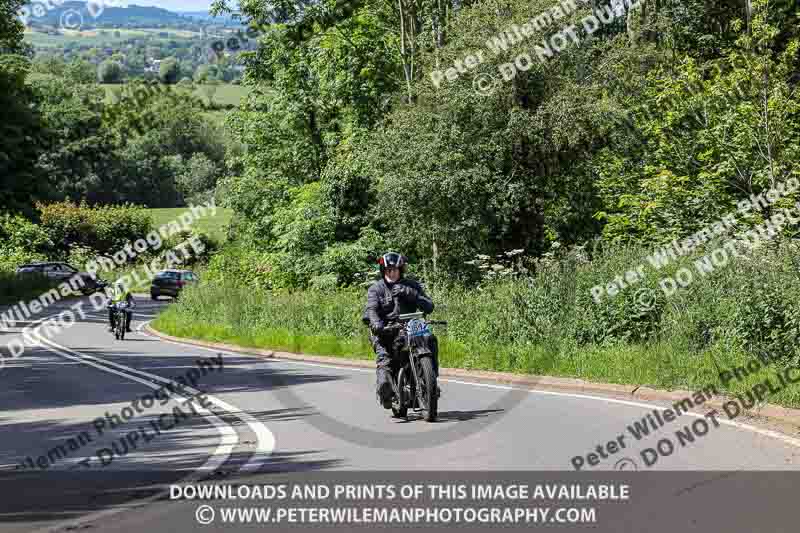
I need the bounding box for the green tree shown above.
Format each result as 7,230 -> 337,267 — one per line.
176,152 -> 220,202
597,0 -> 800,243
103,84 -> 229,206
97,60 -> 124,83
0,0 -> 25,54
208,0 -> 800,285
31,55 -> 66,77
65,58 -> 96,84
0,0 -> 48,215
31,77 -> 125,205
0,54 -> 47,216
159,57 -> 179,84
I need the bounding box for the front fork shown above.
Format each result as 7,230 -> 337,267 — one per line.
391,336 -> 439,408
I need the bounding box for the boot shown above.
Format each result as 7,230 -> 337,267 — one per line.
377,381 -> 393,409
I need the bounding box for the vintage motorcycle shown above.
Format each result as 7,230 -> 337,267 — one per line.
383,311 -> 447,422
110,301 -> 130,340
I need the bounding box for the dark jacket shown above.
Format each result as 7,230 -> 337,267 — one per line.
362,278 -> 434,327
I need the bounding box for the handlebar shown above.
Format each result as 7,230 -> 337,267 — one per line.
381,319 -> 448,331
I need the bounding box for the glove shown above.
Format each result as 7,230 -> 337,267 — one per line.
391,284 -> 418,302
369,320 -> 385,335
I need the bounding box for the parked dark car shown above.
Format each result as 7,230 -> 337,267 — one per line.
15,262 -> 106,295
150,270 -> 198,300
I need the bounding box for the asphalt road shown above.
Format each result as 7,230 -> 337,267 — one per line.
2,296 -> 800,532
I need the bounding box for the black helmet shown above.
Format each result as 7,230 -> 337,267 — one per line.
378,252 -> 406,275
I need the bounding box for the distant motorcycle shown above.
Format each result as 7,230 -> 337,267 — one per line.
383,312 -> 447,422
110,302 -> 130,340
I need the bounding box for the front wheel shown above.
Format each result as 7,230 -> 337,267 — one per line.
115,313 -> 125,340
391,367 -> 408,419
419,357 -> 438,422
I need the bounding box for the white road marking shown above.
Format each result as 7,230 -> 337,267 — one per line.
20,304 -> 275,533
21,306 -> 276,471
32,336 -> 239,469
22,335 -> 234,532
38,327 -> 276,472
16,311 -> 240,473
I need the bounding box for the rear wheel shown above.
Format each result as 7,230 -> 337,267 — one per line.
419,357 -> 438,422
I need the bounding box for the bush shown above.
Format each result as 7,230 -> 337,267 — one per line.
204,242 -> 273,290
159,58 -> 179,84
0,214 -> 53,275
204,226 -> 386,291
161,230 -> 219,266
67,243 -> 100,270
97,60 -> 124,83
37,201 -> 152,258
0,213 -> 54,257
0,247 -> 48,274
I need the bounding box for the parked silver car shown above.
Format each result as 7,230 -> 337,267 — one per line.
15,262 -> 106,295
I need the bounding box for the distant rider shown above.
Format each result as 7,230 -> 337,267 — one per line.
108,280 -> 134,333
362,252 -> 438,408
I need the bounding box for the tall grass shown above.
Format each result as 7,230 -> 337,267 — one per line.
154,240 -> 800,407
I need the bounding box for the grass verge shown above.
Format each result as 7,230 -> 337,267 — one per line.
151,277 -> 800,410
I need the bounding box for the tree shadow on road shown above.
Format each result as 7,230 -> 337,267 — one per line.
0,447 -> 343,524
0,344 -> 345,413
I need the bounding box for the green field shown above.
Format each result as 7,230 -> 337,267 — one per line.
102,83 -> 250,107
24,76 -> 245,125
147,207 -> 233,242
24,27 -> 203,48
198,84 -> 250,106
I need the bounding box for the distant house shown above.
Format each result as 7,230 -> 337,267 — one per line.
144,58 -> 164,73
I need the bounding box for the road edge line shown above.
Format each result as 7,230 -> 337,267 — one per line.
144,323 -> 800,434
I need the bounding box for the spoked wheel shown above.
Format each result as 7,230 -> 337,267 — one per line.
418,357 -> 438,422
115,313 -> 125,340
391,367 -> 408,419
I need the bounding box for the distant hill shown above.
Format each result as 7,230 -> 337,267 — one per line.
178,10 -> 243,23
29,2 -> 194,29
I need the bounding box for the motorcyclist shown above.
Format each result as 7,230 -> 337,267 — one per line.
108,280 -> 135,333
362,252 -> 438,408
